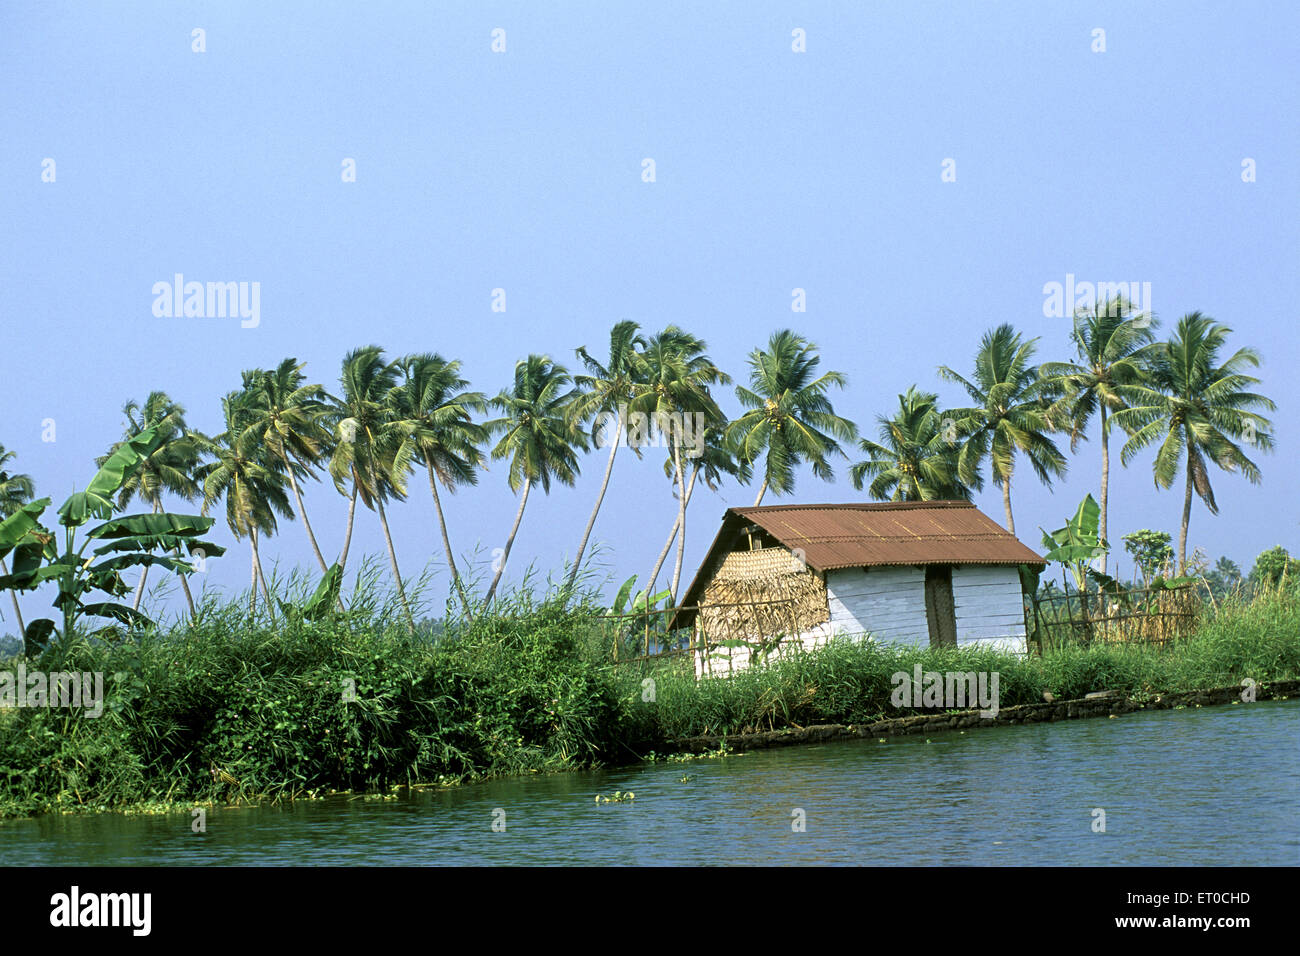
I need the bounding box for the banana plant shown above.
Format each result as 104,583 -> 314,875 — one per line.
1037,493 -> 1134,638
610,574 -> 675,657
0,426 -> 225,657
277,562 -> 344,625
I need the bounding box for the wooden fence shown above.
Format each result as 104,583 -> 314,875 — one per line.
1029,583 -> 1201,651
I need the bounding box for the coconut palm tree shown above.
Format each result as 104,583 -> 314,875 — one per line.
0,444 -> 35,635
726,329 -> 857,506
566,320 -> 647,591
850,386 -> 974,501
390,353 -> 488,611
327,346 -> 416,631
631,327 -> 730,599
482,355 -> 585,606
196,391 -> 293,613
1038,298 -> 1158,574
238,358 -> 335,575
938,324 -> 1068,534
1112,313 -> 1275,572
99,393 -> 203,615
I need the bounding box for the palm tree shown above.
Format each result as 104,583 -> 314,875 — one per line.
238,358 -> 335,575
0,444 -> 36,635
850,386 -> 974,501
482,355 -> 585,606
1113,313 -> 1275,572
726,329 -> 857,506
938,324 -> 1068,534
196,391 -> 293,613
632,327 -> 730,599
566,320 -> 647,591
390,353 -> 488,611
327,346 -> 415,631
99,393 -> 203,615
1039,298 -> 1158,574
645,423 -> 750,597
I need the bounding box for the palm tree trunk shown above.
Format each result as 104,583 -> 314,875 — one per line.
248,538 -> 258,614
567,410 -> 622,592
648,466 -> 700,592
163,496 -> 198,620
177,565 -> 197,620
1,556 -> 24,636
1099,405 -> 1110,576
376,495 -> 415,633
753,478 -> 769,507
338,481 -> 359,570
427,461 -> 468,612
131,499 -> 162,612
670,437 -> 688,600
1001,474 -> 1015,534
484,479 -> 531,606
1178,462 -> 1194,573
252,528 -> 274,615
283,453 -> 329,573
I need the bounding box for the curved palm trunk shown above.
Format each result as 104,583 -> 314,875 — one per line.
177,566 -> 197,620
282,452 -> 329,573
1178,463 -> 1194,573
427,462 -> 468,613
752,478 -> 769,507
252,528 -> 274,617
248,536 -> 259,614
670,437 -> 688,600
131,499 -> 163,612
1098,405 -> 1110,576
567,410 -> 622,593
648,466 -> 700,593
1001,474 -> 1015,534
338,482 -> 359,570
1,557 -> 24,636
376,495 -> 415,633
484,479 -> 531,606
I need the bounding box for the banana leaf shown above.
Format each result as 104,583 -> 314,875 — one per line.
90,553 -> 203,576
79,602 -> 151,626
24,619 -> 56,658
0,498 -> 51,561
92,534 -> 226,557
87,512 -> 217,540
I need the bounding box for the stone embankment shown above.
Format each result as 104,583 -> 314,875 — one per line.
672,679 -> 1299,753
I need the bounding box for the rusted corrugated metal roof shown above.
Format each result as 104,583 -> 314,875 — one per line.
674,501 -> 1044,617
735,501 -> 1044,571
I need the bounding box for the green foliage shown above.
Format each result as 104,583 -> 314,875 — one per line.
0,580 -> 626,818
1250,546 -> 1299,588
0,427 -> 224,652
2,564 -> 1295,820
850,386 -> 973,501
1039,495 -> 1119,595
1122,529 -> 1174,585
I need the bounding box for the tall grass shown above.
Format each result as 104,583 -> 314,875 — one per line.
1,571 -> 1296,819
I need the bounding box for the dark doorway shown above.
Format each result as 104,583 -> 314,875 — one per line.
924,565 -> 957,648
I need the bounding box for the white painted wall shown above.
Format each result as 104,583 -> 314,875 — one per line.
694,563 -> 1029,677
950,564 -> 1028,654
827,566 -> 931,644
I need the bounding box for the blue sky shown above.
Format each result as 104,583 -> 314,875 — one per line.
1,1 -> 1296,627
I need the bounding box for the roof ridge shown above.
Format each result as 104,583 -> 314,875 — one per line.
732,500 -> 974,514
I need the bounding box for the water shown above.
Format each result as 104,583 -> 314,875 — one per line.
3,700 -> 1297,865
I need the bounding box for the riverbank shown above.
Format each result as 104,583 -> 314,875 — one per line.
2,586 -> 1297,820
671,679 -> 1299,753
6,699 -> 1295,866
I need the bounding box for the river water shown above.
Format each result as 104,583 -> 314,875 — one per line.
3,699 -> 1296,866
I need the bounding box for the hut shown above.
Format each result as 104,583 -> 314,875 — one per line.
673,501 -> 1045,677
